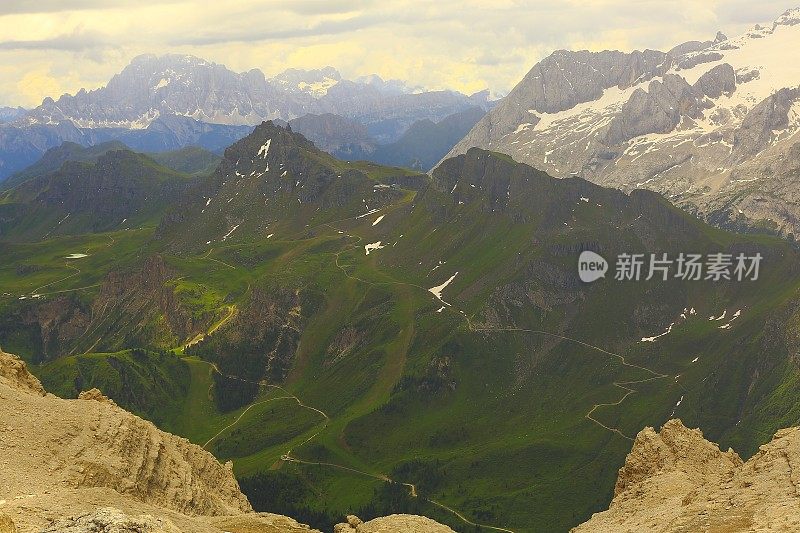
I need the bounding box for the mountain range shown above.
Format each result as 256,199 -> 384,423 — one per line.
4,6 -> 800,533
0,55 -> 491,180
447,8 -> 800,238
286,106 -> 486,170
20,55 -> 490,135
4,120 -> 800,531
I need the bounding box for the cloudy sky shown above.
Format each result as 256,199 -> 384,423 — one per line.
0,0 -> 796,107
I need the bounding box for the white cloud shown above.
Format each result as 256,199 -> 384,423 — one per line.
0,0 -> 796,106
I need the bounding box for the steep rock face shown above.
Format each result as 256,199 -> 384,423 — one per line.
0,349 -> 322,533
8,255 -> 213,362
693,63 -> 737,99
452,48 -> 669,152
446,8 -> 800,236
733,87 -> 800,161
0,349 -> 251,518
0,348 -> 45,394
603,74 -> 704,146
574,419 -> 800,532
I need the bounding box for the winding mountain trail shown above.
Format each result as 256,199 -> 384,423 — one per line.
196,357 -> 515,532
184,304 -> 237,349
202,395 -> 295,449
467,325 -> 672,440
29,263 -> 82,295
187,220 -> 673,532
323,221 -> 674,440
200,247 -> 238,270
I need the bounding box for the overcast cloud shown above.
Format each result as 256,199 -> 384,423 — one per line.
0,0 -> 796,107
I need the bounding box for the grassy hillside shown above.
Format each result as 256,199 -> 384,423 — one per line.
4,124 -> 800,532
35,348 -> 190,426
0,149 -> 196,240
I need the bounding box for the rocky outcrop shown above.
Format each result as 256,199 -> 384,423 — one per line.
335,514 -> 456,532
574,419 -> 800,532
39,508 -> 180,533
693,63 -> 736,99
0,348 -> 316,532
733,87 -> 800,161
8,254 -> 212,362
0,515 -> 16,533
603,74 -> 704,146
0,347 -> 45,395
78,387 -> 117,405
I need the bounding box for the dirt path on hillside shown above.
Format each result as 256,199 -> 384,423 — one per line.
187,212 -> 677,532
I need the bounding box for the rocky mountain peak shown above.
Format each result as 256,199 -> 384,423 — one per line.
575,419 -> 800,532
219,120 -> 314,171
613,419 -> 742,496
775,7 -> 800,27
445,6 -> 800,236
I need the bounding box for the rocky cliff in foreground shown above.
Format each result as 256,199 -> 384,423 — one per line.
0,348 -> 316,532
574,419 -> 800,532
0,348 -> 455,532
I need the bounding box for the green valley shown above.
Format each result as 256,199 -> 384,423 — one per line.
4,122 -> 800,532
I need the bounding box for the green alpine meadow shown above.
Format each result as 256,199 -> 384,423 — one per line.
4,120 -> 800,531
4,5 -> 800,530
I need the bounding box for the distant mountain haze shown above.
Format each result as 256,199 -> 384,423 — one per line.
0,54 -> 492,180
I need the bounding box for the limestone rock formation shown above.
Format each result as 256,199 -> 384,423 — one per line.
39,508 -> 180,533
574,419 -> 800,532
0,348 -> 317,533
78,388 -> 117,405
0,515 -> 16,533
0,348 -> 45,395
335,514 -> 456,533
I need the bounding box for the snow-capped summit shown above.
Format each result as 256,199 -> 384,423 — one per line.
774,7 -> 800,27
446,7 -> 800,236
272,66 -> 342,97
22,54 -> 487,133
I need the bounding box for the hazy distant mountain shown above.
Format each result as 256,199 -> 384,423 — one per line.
371,106 -> 486,170
20,54 -> 490,138
2,141 -> 220,195
0,54 -> 492,181
287,113 -> 376,160
287,107 -> 485,171
0,115 -> 251,181
446,8 -> 800,236
0,106 -> 26,123
1,140 -> 129,191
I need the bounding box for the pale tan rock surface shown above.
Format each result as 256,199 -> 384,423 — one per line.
574,418 -> 800,532
0,349 -> 319,533
334,514 -> 456,532
0,514 -> 17,533
0,348 -> 45,396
